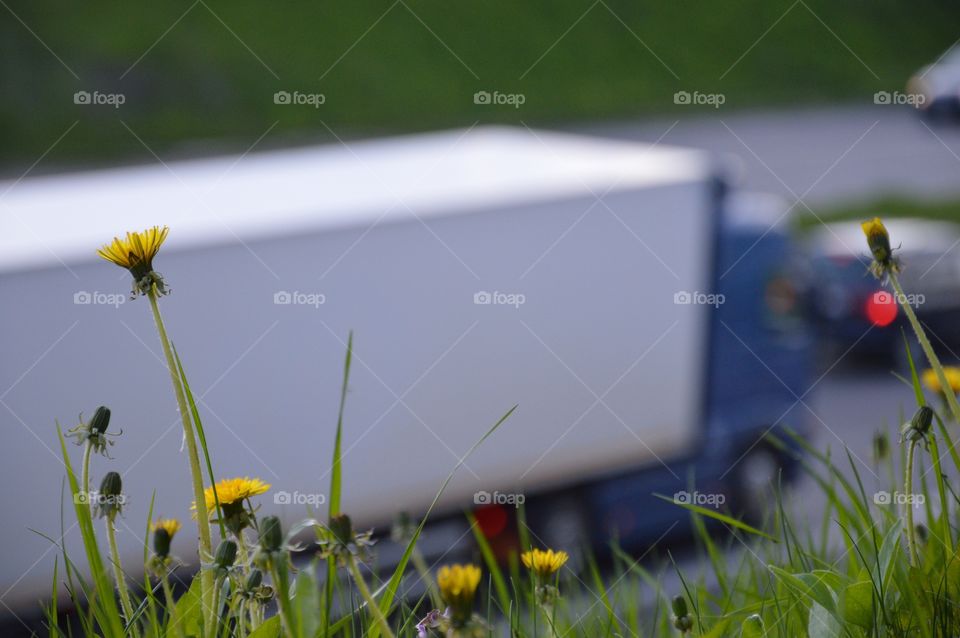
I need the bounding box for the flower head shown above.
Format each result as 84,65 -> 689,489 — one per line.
196,476 -> 271,512
97,226 -> 170,295
922,366 -> 960,396
193,476 -> 270,533
521,548 -> 569,580
437,564 -> 481,624
860,217 -> 900,279
152,517 -> 182,537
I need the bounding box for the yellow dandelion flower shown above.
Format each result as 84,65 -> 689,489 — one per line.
193,476 -> 271,512
437,564 -> 481,620
922,367 -> 960,395
521,548 -> 569,579
152,518 -> 182,537
97,226 -> 169,273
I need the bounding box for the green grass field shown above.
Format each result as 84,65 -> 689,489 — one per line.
2,0 -> 958,170
800,198 -> 960,230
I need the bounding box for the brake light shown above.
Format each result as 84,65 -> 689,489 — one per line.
473,504 -> 508,538
865,290 -> 898,327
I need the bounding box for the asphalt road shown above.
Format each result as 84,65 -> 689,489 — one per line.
579,104 -> 960,208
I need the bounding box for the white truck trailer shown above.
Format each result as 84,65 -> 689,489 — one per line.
0,126 -> 808,614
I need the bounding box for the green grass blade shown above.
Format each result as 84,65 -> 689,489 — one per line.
369,405 -> 517,638
323,331 -> 353,634
466,511 -> 511,614
172,345 -> 226,540
654,494 -> 776,541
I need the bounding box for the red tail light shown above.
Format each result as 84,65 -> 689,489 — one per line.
473,504 -> 508,538
865,290 -> 898,327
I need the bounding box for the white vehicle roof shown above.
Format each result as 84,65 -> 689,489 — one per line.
0,126 -> 710,273
807,218 -> 960,258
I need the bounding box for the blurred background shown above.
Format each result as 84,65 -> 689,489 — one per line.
4,0 -> 960,633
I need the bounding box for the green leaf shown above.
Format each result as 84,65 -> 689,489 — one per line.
653,494 -> 776,541
839,580 -> 874,629
248,616 -> 282,638
165,576 -> 203,638
293,567 -> 321,638
807,602 -> 841,638
698,617 -> 730,638
768,566 -> 837,615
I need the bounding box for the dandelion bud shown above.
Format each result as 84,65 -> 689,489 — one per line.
911,406 -> 933,435
100,471 -> 122,497
214,539 -> 238,571
671,595 -> 688,619
671,595 -> 692,632
260,515 -> 283,552
151,519 -> 180,560
245,568 -> 263,591
872,430 -> 889,461
89,406 -> 111,435
94,472 -> 124,519
861,217 -> 891,264
153,529 -> 172,559
329,513 -> 354,546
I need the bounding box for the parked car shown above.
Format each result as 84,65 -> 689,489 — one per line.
908,46 -> 960,120
805,218 -> 960,364
0,127 -> 810,614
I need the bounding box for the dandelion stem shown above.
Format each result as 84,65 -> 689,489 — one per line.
80,441 -> 92,512
146,286 -> 215,622
347,555 -> 395,638
890,272 -> 960,423
105,516 -> 137,628
905,440 -> 919,566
